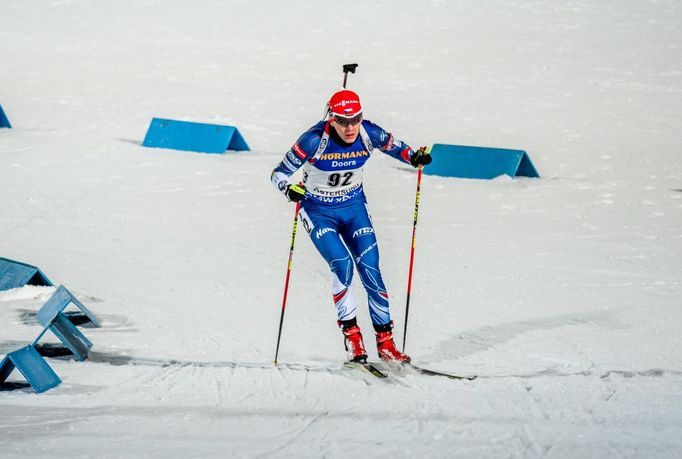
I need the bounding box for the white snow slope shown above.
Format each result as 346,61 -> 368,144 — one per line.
1,1 -> 681,457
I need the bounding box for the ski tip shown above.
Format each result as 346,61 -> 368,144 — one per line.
406,363 -> 477,381
344,361 -> 389,379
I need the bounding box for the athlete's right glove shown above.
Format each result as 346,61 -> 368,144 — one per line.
410,146 -> 432,167
285,183 -> 306,202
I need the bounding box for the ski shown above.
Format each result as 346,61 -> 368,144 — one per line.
344,360 -> 388,379
406,363 -> 477,380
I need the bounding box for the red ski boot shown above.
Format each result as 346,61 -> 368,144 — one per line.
339,322 -> 368,362
376,324 -> 411,363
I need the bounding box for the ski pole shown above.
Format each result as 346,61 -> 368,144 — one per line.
402,156 -> 426,353
274,198 -> 302,365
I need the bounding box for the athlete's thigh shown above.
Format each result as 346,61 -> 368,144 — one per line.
340,203 -> 379,264
299,206 -> 350,264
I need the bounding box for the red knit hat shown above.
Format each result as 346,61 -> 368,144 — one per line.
328,90 -> 362,118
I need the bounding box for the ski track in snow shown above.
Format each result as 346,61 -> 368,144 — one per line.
2,0 -> 682,457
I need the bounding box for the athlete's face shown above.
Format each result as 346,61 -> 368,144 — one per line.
331,114 -> 362,143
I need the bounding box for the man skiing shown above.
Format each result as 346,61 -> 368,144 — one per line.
270,89 -> 431,364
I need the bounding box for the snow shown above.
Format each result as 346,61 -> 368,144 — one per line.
1,0 -> 681,457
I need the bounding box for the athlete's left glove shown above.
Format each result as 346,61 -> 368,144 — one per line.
285,183 -> 306,202
410,146 -> 432,167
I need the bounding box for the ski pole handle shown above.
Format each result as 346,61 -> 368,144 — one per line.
342,63 -> 358,88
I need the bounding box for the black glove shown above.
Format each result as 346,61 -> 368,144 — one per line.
410,146 -> 432,168
285,183 -> 306,202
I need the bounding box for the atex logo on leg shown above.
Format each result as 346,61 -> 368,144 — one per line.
352,227 -> 374,238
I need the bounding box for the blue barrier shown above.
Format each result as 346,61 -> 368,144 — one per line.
424,144 -> 539,179
142,118 -> 249,154
0,257 -> 53,291
0,104 -> 10,128
34,285 -> 100,361
0,345 -> 61,393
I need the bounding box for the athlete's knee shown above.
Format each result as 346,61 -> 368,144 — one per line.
330,256 -> 354,286
359,249 -> 380,271
357,261 -> 387,292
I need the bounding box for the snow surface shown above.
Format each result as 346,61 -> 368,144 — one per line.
1,0 -> 682,457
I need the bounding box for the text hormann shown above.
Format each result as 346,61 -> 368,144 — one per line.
318,151 -> 369,161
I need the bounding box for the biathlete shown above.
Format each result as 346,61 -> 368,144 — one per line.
270,89 -> 431,363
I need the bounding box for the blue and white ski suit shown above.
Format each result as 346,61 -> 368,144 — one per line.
271,119 -> 416,327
